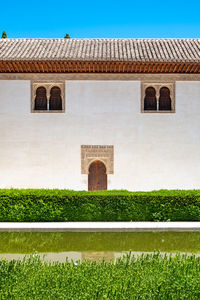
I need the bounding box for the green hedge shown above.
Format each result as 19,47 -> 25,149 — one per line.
1,189 -> 200,221
0,253 -> 200,299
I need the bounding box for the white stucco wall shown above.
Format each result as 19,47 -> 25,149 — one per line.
0,78 -> 200,191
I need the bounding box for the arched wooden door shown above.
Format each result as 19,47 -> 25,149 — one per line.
88,160 -> 107,191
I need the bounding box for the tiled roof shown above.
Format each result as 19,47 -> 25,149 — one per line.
1,38 -> 200,62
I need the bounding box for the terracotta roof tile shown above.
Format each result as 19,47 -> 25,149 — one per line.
1,38 -> 200,62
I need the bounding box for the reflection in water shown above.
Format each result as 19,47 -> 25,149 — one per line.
82,252 -> 114,262
0,231 -> 200,262
1,231 -> 200,253
0,251 -> 199,263
0,252 -> 82,263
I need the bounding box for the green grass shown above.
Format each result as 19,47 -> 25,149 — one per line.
0,253 -> 200,299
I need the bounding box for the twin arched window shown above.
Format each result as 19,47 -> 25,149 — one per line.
34,86 -> 63,111
144,86 -> 172,111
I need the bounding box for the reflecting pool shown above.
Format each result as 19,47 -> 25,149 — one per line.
0,231 -> 199,262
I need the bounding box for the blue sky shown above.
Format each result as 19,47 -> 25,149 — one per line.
1,0 -> 200,38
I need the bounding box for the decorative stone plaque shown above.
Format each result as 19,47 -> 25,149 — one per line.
81,145 -> 114,174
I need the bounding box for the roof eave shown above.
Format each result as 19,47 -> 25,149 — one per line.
0,60 -> 199,73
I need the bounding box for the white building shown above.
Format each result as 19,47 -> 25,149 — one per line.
0,38 -> 200,191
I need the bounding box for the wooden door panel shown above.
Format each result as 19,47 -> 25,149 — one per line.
88,161 -> 107,191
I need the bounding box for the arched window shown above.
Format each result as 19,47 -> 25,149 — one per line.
34,87 -> 47,110
159,87 -> 171,111
49,86 -> 62,110
144,87 -> 157,111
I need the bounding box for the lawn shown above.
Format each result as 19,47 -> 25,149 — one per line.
0,253 -> 199,299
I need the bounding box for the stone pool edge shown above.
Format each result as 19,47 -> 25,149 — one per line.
0,222 -> 200,231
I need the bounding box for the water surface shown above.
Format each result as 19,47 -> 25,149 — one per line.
0,231 -> 199,262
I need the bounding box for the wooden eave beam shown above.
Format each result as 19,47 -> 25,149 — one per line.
0,60 -> 200,73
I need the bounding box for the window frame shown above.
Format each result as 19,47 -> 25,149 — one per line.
141,82 -> 175,113
31,81 -> 65,113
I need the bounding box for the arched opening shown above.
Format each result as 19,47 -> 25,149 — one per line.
159,87 -> 171,111
144,87 -> 157,111
34,87 -> 47,110
49,86 -> 62,110
88,160 -> 107,191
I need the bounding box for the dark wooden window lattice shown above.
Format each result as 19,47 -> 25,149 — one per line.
34,87 -> 47,110
144,87 -> 157,111
49,86 -> 62,110
159,87 -> 172,111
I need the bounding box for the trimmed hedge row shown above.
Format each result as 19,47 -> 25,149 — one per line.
1,189 -> 200,221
